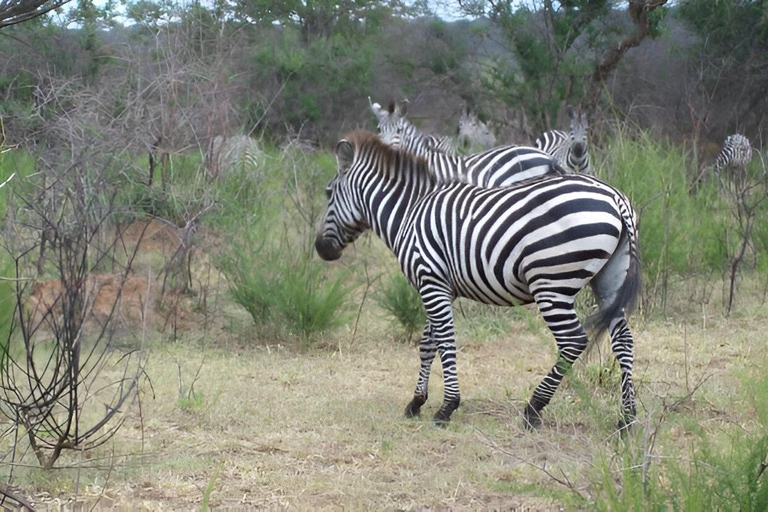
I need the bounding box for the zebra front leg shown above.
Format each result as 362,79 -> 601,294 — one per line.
525,296 -> 587,430
405,322 -> 435,418
427,294 -> 460,426
609,314 -> 636,431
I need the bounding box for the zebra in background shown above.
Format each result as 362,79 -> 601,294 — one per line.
206,134 -> 262,179
714,134 -> 753,189
458,107 -> 497,152
370,99 -> 458,155
535,105 -> 591,174
370,99 -> 565,187
316,131 -> 641,430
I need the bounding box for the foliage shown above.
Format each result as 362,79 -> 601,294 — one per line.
253,26 -> 376,139
597,127 -> 768,314
219,146 -> 351,341
222,235 -> 352,340
375,272 -> 425,341
592,374 -> 768,510
677,0 -> 768,130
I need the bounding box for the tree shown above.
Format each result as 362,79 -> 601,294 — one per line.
231,0 -> 392,43
677,0 -> 768,134
0,0 -> 74,29
459,0 -> 668,131
586,0 -> 669,112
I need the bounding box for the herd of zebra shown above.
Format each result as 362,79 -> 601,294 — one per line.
313,99 -> 755,432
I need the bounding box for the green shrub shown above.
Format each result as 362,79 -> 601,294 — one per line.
591,373 -> 768,510
221,234 -> 352,341
375,272 -> 425,341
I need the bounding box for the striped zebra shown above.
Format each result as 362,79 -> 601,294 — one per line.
370,99 -> 458,155
370,99 -> 566,186
206,135 -> 262,179
316,131 -> 641,430
458,107 -> 497,152
714,134 -> 753,189
535,105 -> 591,174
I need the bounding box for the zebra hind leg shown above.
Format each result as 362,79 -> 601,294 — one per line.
608,313 -> 636,432
404,322 -> 436,419
524,295 -> 588,430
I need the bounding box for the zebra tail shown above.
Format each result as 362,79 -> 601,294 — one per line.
585,198 -> 642,340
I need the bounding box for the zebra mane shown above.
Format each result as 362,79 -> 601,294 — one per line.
340,131 -> 435,184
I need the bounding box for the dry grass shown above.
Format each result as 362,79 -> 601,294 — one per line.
2,231 -> 767,510
4,286 -> 767,510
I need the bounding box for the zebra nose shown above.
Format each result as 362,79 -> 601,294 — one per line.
315,236 -> 342,261
573,143 -> 586,158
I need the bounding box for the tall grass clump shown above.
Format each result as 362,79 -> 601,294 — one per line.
222,228 -> 352,341
375,272 -> 425,342
219,145 -> 352,342
591,373 -> 768,510
597,128 -> 730,312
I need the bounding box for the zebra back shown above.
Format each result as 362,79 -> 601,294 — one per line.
207,135 -> 261,178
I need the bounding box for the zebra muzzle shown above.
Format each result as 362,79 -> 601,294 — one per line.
315,236 -> 343,261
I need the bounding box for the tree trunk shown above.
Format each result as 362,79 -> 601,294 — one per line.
586,0 -> 668,113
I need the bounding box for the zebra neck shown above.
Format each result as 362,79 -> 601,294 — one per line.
427,152 -> 465,184
363,163 -> 436,253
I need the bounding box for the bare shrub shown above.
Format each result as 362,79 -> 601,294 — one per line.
0,149 -> 151,470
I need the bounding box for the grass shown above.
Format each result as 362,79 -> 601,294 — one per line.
2,288 -> 766,509
2,133 -> 768,508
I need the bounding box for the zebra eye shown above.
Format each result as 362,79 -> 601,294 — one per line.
325,186 -> 332,199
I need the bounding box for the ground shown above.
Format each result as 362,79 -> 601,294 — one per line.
6,304 -> 767,510
3,223 -> 768,510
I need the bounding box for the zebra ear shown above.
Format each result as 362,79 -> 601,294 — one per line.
395,100 -> 408,117
567,105 -> 575,119
335,139 -> 355,171
370,102 -> 386,121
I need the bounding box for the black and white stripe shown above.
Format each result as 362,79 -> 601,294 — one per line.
371,99 -> 566,187
535,105 -> 591,174
714,134 -> 752,174
316,131 -> 641,430
371,99 -> 457,156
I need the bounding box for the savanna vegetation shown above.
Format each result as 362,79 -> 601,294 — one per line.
0,0 -> 767,509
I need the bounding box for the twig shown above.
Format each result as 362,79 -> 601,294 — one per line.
473,427 -> 587,502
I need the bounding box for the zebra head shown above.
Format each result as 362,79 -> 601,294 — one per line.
316,138 -> 370,261
370,99 -> 413,148
458,107 -> 496,152
567,105 -> 589,160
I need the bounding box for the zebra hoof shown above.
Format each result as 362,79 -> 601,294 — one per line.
404,395 -> 427,419
433,408 -> 452,427
432,398 -> 460,427
616,417 -> 635,434
522,404 -> 542,431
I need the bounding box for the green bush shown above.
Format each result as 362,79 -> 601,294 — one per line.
375,272 -> 425,341
592,374 -> 768,510
221,233 -> 352,341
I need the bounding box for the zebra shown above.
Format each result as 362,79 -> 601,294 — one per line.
206,134 -> 262,179
714,134 -> 753,190
714,134 -> 752,173
457,107 -> 497,152
370,99 -> 458,155
370,99 -> 566,187
535,105 -> 591,174
316,131 -> 641,430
